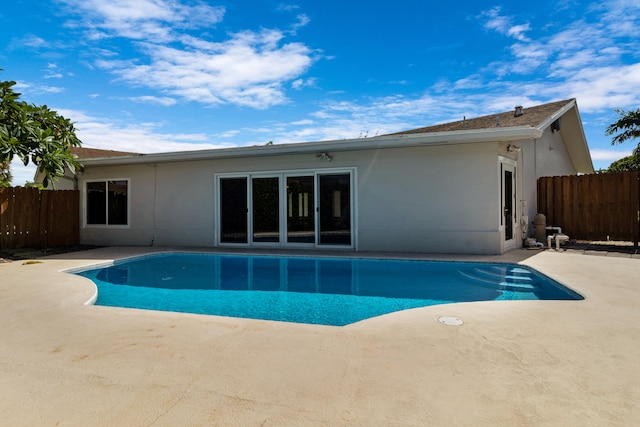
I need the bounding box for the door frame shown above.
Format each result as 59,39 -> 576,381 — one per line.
215,168 -> 356,249
499,157 -> 518,251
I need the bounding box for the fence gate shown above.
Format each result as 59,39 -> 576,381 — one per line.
0,187 -> 79,250
537,172 -> 640,245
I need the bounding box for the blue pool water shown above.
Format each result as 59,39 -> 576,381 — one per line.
73,253 -> 583,326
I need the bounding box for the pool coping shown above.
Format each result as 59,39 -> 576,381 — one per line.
67,251 -> 584,326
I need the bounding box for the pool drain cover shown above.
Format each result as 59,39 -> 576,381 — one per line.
438,316 -> 463,326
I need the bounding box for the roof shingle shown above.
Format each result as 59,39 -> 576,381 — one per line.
69,147 -> 139,159
386,99 -> 574,135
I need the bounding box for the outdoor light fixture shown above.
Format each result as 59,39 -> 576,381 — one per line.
507,144 -> 522,152
316,152 -> 333,161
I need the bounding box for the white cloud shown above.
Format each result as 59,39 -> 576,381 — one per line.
39,86 -> 64,93
44,63 -> 63,79
216,130 -> 240,138
507,42 -> 549,73
56,0 -> 316,109
13,81 -> 64,95
481,7 -> 531,41
599,0 -> 640,37
590,148 -> 633,161
9,158 -> 38,186
13,35 -> 47,49
468,0 -> 640,115
127,95 -> 177,106
292,77 -> 316,90
55,109 -> 226,153
560,63 -> 640,111
290,119 -> 314,126
277,4 -> 300,12
290,14 -> 310,33
98,29 -> 314,108
507,23 -> 532,42
58,0 -> 225,42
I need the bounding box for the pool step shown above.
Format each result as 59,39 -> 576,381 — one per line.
459,266 -> 535,292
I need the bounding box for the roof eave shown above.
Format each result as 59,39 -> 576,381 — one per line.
80,126 -> 543,167
535,98 -> 576,131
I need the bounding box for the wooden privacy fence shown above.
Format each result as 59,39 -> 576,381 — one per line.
537,172 -> 640,245
0,187 -> 79,250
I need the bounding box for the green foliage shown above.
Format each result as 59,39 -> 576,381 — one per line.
24,181 -> 45,190
605,108 -> 640,155
0,75 -> 82,187
0,158 -> 11,187
607,154 -> 640,172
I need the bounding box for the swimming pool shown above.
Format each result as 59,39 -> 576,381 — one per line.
73,253 -> 583,326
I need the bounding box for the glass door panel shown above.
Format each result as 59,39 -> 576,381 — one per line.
286,176 -> 315,243
504,169 -> 513,240
501,162 -> 516,245
319,174 -> 351,245
220,177 -> 248,243
252,177 -> 280,243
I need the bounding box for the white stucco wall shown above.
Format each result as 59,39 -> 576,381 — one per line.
515,127 -> 580,239
355,143 -> 502,253
534,128 -> 576,178
77,141 -> 511,254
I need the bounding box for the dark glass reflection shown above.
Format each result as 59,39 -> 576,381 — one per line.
252,177 -> 280,243
220,178 -> 248,243
286,176 -> 315,243
319,174 -> 351,245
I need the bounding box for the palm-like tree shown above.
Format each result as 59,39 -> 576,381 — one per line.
606,108 -> 640,156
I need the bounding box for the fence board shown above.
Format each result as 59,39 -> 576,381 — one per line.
537,172 -> 640,245
0,187 -> 79,250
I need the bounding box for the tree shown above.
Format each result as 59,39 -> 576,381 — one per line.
605,108 -> 640,156
0,76 -> 82,187
0,158 -> 11,187
607,154 -> 640,172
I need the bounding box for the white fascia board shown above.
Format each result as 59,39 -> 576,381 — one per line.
80,126 -> 543,167
536,99 -> 575,131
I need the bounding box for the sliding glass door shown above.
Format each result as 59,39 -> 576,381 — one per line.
286,175 -> 315,244
319,174 -> 351,245
252,177 -> 280,243
218,170 -> 353,248
220,177 -> 248,243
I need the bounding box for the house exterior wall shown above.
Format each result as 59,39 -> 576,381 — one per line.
77,141 -> 507,254
534,127 -> 576,178
355,143 -> 501,253
515,127 -> 579,240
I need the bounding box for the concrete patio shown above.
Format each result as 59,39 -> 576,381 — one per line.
0,246 -> 638,426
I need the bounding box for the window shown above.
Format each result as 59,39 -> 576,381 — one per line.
86,179 -> 129,226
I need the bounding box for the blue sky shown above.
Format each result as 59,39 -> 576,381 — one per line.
2,0 -> 639,185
